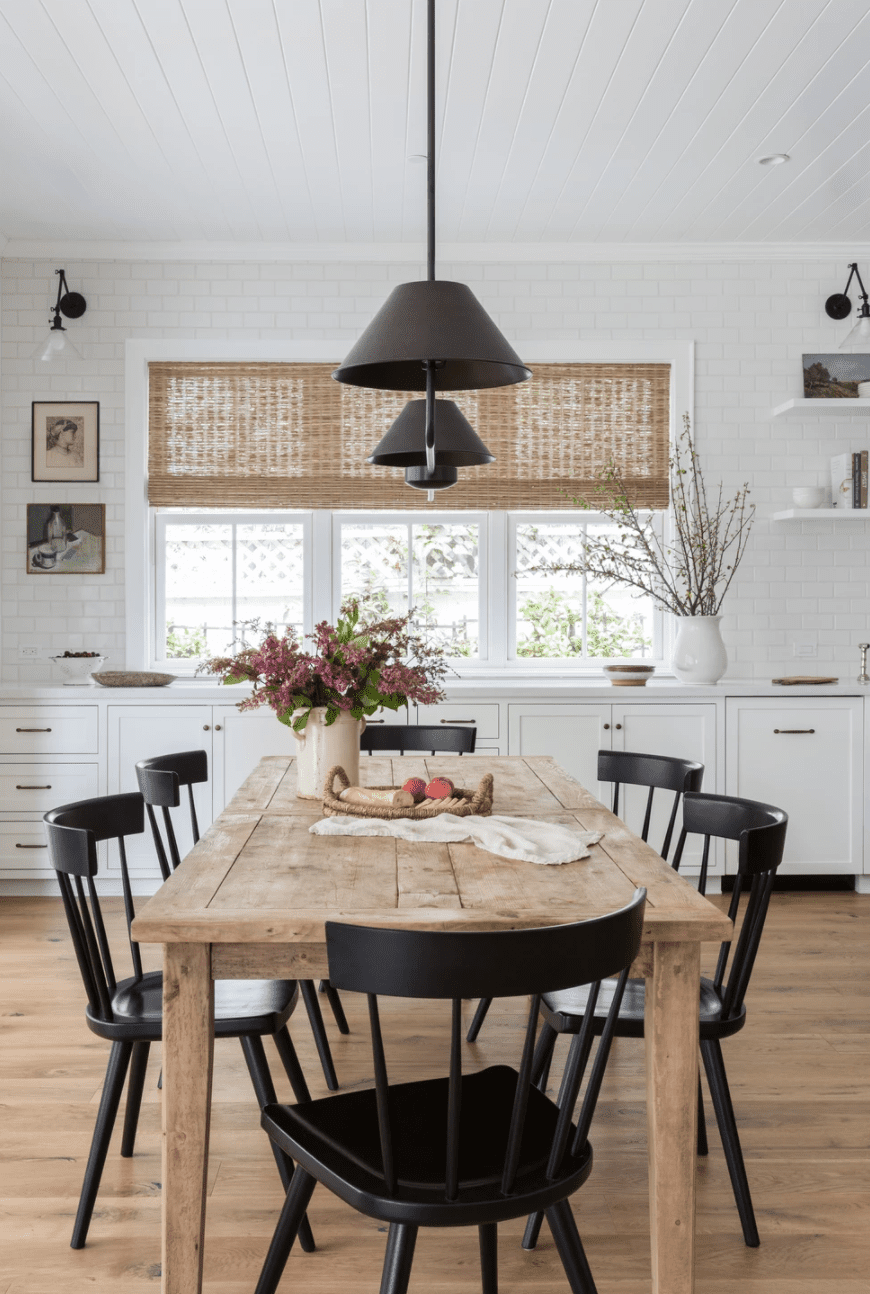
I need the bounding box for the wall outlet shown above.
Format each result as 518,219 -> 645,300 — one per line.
17,644 -> 49,660
793,642 -> 817,659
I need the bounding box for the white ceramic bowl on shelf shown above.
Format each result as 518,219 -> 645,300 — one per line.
49,655 -> 107,685
791,487 -> 826,509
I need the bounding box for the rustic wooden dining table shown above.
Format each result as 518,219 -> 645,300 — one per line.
131,753 -> 732,1294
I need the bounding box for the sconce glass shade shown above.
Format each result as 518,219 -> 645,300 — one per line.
31,327 -> 83,364
367,399 -> 495,468
839,307 -> 870,351
333,281 -> 531,392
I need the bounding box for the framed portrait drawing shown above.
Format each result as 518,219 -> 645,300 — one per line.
31,401 -> 99,482
27,504 -> 106,575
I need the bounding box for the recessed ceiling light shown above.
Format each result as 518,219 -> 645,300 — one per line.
758,154 -> 790,167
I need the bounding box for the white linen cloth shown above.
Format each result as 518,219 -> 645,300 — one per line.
310,813 -> 602,866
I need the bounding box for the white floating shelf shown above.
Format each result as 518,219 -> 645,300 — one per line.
772,508 -> 870,520
772,397 -> 870,416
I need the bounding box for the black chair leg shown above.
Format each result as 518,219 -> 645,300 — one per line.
466,996 -> 492,1042
121,1040 -> 151,1158
321,979 -> 350,1034
71,1040 -> 133,1249
379,1222 -> 418,1294
546,1198 -> 598,1294
701,1039 -> 759,1247
300,979 -> 340,1091
239,1035 -> 316,1254
273,1025 -> 312,1104
254,1166 -> 317,1294
697,1070 -> 709,1157
479,1222 -> 497,1294
522,1208 -> 545,1251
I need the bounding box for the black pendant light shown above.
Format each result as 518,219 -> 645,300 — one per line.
334,0 -> 530,494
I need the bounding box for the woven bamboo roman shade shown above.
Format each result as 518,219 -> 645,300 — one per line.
148,361 -> 670,510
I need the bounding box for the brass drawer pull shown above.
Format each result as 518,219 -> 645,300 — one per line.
16,843 -> 47,849
773,728 -> 815,734
16,785 -> 52,790
16,727 -> 52,733
442,718 -> 475,724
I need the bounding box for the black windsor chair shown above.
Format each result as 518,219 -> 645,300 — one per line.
252,889 -> 647,1294
45,791 -> 316,1252
466,749 -> 703,1045
526,792 -> 787,1250
135,750 -> 349,1091
360,722 -> 477,756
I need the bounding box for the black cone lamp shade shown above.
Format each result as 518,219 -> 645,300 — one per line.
367,399 -> 494,468
333,280 -> 531,392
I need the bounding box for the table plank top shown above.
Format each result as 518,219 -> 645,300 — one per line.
132,756 -> 732,946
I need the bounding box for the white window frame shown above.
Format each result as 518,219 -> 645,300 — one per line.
332,511 -> 490,666
507,511 -> 665,668
153,510 -> 313,671
126,338 -> 693,678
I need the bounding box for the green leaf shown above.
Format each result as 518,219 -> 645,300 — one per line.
324,706 -> 339,726
223,674 -> 245,686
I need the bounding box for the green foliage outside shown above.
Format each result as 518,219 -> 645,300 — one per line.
517,589 -> 651,659
166,624 -> 208,659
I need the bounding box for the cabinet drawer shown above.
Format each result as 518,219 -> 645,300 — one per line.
416,703 -> 499,740
0,707 -> 99,754
0,821 -> 51,873
0,764 -> 99,813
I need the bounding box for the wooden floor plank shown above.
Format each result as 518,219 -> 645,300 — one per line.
1,892 -> 867,1292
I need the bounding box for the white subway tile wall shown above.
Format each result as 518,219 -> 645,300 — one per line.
2,256 -> 868,682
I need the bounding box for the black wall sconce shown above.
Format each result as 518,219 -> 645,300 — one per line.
32,268 -> 87,363
825,262 -> 870,351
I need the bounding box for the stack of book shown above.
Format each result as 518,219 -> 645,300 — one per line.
831,452 -> 869,508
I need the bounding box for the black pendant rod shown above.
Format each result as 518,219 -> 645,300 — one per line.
425,0 -> 436,479
427,0 -> 436,283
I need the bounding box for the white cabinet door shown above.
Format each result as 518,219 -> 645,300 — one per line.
508,704 -> 612,797
415,702 -> 499,741
107,705 -> 213,876
726,699 -> 863,875
611,703 -> 718,873
211,705 -> 292,814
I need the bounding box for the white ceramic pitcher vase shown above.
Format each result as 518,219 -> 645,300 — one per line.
671,615 -> 728,685
290,706 -> 366,799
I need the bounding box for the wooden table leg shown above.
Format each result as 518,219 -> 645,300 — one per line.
645,940 -> 700,1294
162,942 -> 214,1294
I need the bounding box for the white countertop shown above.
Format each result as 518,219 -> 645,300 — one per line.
1,677 -> 866,700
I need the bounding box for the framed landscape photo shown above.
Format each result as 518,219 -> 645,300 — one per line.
26,503 -> 105,575
802,353 -> 870,398
31,401 -> 99,482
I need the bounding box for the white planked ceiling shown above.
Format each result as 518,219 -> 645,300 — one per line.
0,0 -> 868,248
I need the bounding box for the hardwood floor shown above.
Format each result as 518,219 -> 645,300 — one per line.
1,893 -> 867,1293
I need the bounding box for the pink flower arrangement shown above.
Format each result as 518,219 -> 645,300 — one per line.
200,599 -> 447,731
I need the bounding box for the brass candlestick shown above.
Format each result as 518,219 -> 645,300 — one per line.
859,643 -> 870,685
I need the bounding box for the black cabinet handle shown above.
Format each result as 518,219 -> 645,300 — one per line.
367,719 -> 385,724
441,718 -> 475,724
16,843 -> 47,849
16,785 -> 52,790
773,728 -> 815,734
16,727 -> 52,733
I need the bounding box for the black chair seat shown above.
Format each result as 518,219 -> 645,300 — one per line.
264,1065 -> 571,1195
85,971 -> 299,1041
542,976 -> 747,1042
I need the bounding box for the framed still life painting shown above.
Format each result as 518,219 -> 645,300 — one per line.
26,504 -> 105,574
31,400 -> 99,482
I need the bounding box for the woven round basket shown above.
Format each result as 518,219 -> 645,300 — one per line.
322,765 -> 494,819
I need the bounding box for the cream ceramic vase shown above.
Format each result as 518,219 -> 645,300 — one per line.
671,615 -> 728,685
291,707 -> 366,799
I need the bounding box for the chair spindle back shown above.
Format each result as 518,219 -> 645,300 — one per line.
135,750 -> 209,880
597,750 -> 704,861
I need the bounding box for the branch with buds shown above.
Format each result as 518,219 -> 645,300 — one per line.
524,414 -> 755,617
